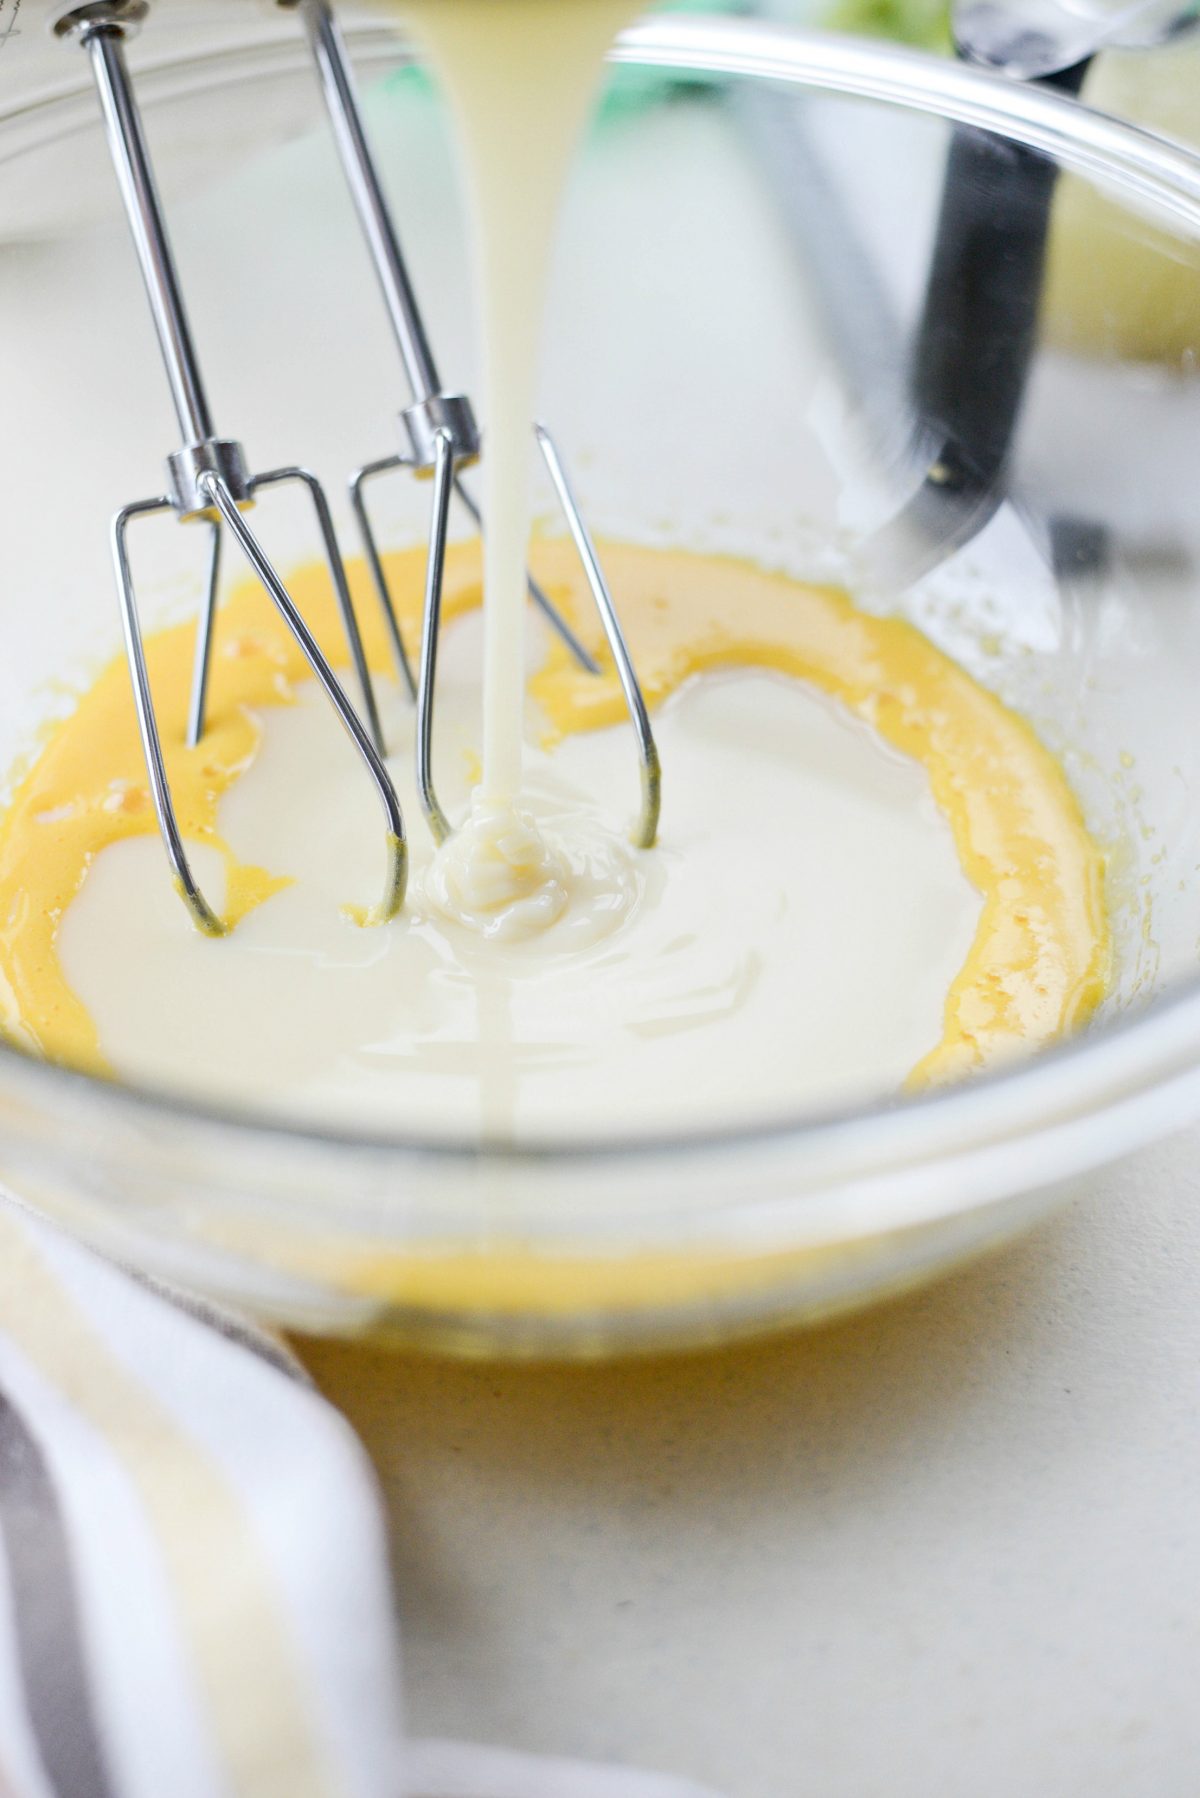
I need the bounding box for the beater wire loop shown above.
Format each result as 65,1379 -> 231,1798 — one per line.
253,465 -> 387,757
416,433 -> 456,846
186,520 -> 222,751
113,497 -> 226,937
62,0 -> 405,929
199,474 -> 408,921
536,426 -> 661,849
350,454 -> 418,700
451,475 -> 602,674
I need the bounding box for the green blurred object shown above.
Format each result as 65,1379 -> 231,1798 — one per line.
380,59 -> 436,101
825,0 -> 950,50
594,0 -> 732,118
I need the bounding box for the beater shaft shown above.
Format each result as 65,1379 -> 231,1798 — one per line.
297,0 -> 593,666
301,0 -> 443,410
295,0 -> 589,655
57,1 -> 407,930
85,15 -> 212,446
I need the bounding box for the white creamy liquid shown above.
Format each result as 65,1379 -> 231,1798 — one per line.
57,628 -> 981,1139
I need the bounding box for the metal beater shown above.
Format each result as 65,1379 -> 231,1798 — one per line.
53,0 -> 406,935
282,0 -> 661,850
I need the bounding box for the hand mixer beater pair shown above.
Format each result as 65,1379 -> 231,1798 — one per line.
52,0 -> 660,932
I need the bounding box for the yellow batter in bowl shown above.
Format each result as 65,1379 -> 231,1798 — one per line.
0,537 -> 1109,1112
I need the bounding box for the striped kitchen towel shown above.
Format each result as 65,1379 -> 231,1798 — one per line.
0,1191 -> 721,1798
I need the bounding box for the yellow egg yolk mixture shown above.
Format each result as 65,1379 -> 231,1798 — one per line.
0,538 -> 1110,1102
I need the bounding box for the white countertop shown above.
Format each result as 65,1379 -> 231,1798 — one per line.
301,1125 -> 1200,1797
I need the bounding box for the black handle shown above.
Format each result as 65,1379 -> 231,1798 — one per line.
910,58 -> 1090,490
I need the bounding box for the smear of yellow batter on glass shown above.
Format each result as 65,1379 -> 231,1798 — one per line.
0,537 -> 1109,1090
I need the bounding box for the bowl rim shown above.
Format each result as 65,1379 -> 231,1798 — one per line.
4,10 -> 1200,1218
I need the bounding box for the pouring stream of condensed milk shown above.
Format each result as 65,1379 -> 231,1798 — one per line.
396,0 -> 638,933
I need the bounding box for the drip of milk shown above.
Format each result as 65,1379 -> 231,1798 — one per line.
396,0 -> 636,930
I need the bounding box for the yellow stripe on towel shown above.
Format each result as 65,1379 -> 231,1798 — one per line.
0,1209 -> 342,1798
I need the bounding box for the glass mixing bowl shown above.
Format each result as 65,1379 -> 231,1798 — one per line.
3,5 -> 1200,1353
